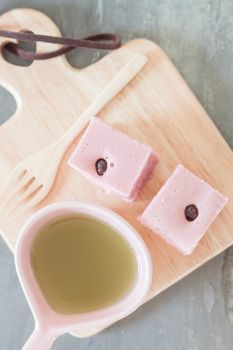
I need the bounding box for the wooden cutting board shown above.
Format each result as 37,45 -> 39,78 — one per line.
0,8 -> 233,338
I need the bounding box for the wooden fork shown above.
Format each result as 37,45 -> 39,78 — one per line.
0,53 -> 147,218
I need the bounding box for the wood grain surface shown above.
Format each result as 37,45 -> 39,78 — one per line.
0,8 -> 233,339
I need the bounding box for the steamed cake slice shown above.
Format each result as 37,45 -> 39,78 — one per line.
68,117 -> 159,201
140,164 -> 228,255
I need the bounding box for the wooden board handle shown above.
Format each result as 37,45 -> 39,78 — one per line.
0,9 -> 62,95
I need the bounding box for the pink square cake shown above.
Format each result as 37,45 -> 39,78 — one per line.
140,164 -> 228,255
68,117 -> 159,201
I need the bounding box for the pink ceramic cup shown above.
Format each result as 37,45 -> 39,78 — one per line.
15,202 -> 153,350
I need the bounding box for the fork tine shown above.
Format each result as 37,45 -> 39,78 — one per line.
16,172 -> 34,190
0,168 -> 27,198
11,184 -> 45,219
0,171 -> 33,210
6,180 -> 42,215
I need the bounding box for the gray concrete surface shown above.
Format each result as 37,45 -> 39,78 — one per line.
0,1 -> 233,349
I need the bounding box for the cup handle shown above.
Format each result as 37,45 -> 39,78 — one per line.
22,325 -> 57,350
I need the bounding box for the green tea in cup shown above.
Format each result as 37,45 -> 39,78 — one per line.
30,215 -> 137,315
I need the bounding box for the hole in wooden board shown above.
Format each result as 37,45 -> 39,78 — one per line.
1,30 -> 36,67
0,86 -> 17,125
